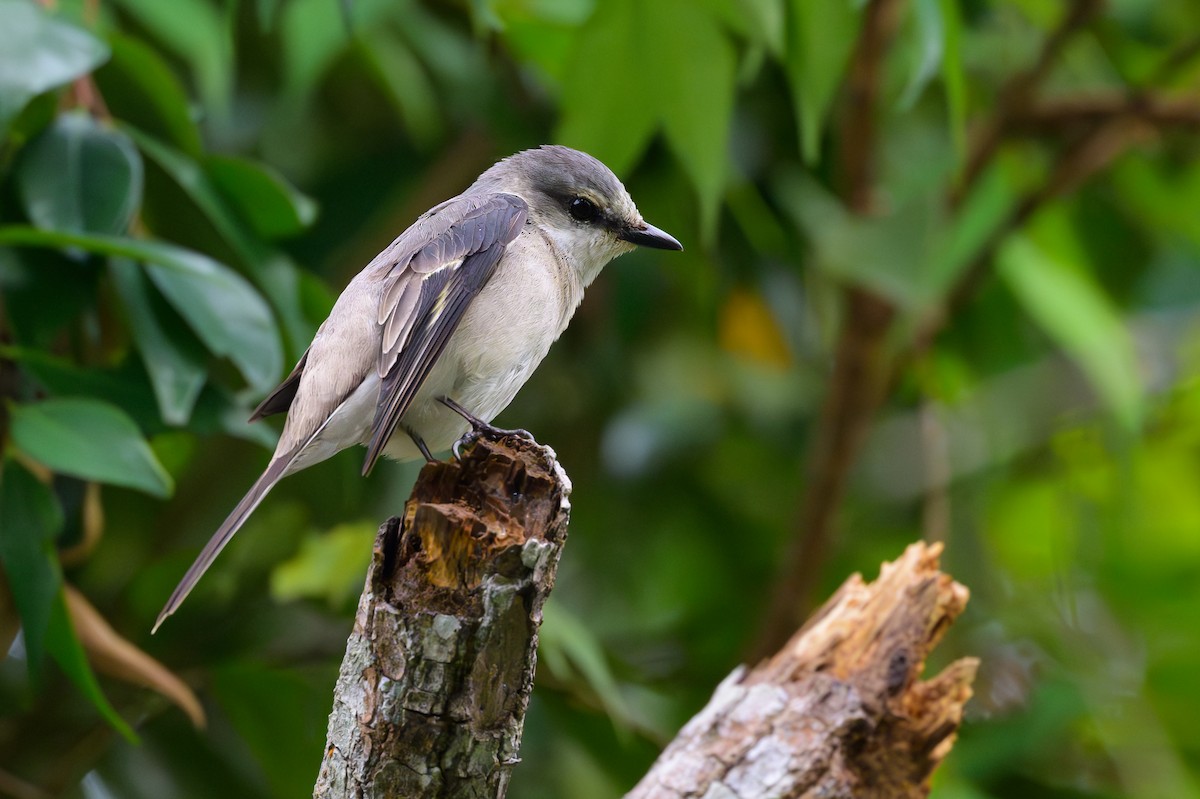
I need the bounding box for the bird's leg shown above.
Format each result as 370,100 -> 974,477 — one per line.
405,426 -> 437,464
438,396 -> 534,458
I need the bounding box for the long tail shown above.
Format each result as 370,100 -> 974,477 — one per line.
153,453 -> 296,633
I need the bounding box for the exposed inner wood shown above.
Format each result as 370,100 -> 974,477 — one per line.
313,436 -> 571,799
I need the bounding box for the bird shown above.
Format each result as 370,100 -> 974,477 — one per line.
153,145 -> 682,632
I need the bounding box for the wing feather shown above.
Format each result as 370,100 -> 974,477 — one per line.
248,348 -> 310,421
361,193 -> 527,474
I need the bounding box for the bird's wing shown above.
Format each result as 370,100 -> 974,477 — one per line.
248,348 -> 309,421
362,192 -> 528,474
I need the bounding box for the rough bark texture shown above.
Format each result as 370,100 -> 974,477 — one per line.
313,436 -> 571,799
627,542 -> 978,799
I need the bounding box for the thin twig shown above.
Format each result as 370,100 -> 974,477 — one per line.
1007,94 -> 1200,136
953,0 -> 1104,205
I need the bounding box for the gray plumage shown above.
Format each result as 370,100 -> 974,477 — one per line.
154,145 -> 682,632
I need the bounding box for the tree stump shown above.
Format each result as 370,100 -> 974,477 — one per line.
313,436 -> 571,799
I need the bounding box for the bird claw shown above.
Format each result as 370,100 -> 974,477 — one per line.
440,396 -> 534,460
451,422 -> 534,460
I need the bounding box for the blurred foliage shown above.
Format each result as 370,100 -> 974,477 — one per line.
0,0 -> 1199,796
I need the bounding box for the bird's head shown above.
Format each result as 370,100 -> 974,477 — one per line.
475,145 -> 682,283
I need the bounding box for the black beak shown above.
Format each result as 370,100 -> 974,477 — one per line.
618,221 -> 683,251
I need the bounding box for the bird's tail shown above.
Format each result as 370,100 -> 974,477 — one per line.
152,453 -> 295,633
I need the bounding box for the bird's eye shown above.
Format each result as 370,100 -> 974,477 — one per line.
568,197 -> 599,222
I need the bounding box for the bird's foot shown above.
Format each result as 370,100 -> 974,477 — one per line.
405,426 -> 438,464
440,397 -> 534,460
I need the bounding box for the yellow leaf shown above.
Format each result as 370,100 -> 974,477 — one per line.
718,289 -> 792,369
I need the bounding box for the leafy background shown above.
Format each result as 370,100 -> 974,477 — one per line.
1,0 -> 1199,796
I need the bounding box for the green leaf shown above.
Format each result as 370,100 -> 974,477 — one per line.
558,0 -> 736,231
210,663 -> 328,799
107,0 -> 232,126
143,252 -> 283,397
9,398 -> 174,497
0,226 -> 284,394
270,522 -> 374,609
279,0 -> 351,102
2,344 -> 162,430
206,155 -> 318,240
928,161 -> 1016,290
0,0 -> 109,134
938,0 -> 967,161
0,462 -> 133,739
540,604 -> 632,732
15,111 -> 143,235
786,0 -> 861,164
109,258 -> 207,426
256,0 -> 282,31
556,0 -> 658,176
648,0 -> 736,234
128,128 -> 316,359
998,235 -> 1143,429
0,460 -> 64,676
899,0 -> 944,109
698,0 -> 785,56
45,590 -> 137,740
774,172 -> 940,309
95,33 -> 203,157
359,33 -> 443,149
491,0 -> 592,83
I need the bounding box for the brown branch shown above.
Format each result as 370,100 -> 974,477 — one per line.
313,436 -> 571,798
627,542 -> 977,799
65,76 -> 111,122
838,0 -> 908,214
954,0 -> 1104,204
1007,94 -> 1200,136
754,288 -> 896,657
752,0 -> 905,659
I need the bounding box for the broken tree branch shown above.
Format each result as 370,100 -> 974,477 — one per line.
313,436 -> 571,799
628,542 -> 977,799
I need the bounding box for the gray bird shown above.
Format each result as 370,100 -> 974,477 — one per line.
154,145 -> 682,631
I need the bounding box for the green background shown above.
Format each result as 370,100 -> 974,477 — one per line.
2,0 -> 1199,796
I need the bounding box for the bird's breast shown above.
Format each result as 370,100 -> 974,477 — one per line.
388,230 -> 586,457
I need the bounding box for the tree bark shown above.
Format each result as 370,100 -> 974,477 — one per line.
626,542 -> 977,799
313,436 -> 571,799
